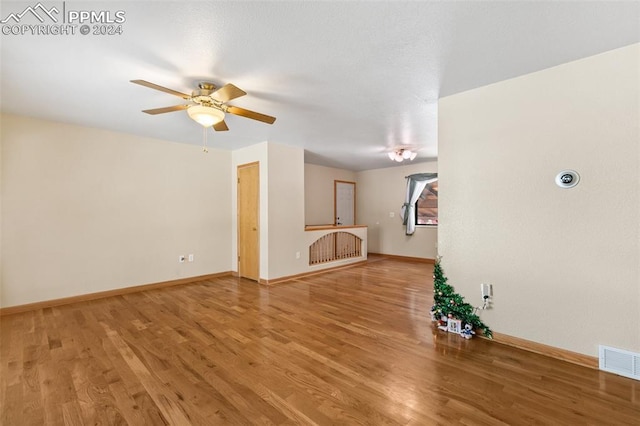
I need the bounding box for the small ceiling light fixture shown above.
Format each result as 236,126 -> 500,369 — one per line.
187,105 -> 225,127
555,169 -> 580,189
387,148 -> 417,163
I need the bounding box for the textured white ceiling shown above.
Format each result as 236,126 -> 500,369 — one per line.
1,1 -> 639,171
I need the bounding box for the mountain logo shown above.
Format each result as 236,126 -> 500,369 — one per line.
1,2 -> 60,24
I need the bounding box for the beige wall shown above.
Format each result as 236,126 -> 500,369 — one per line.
438,44 -> 640,356
1,114 -> 232,308
3,124 -> 361,305
268,143 -> 308,278
0,125 -> 3,307
304,163 -> 357,226
356,161 -> 438,259
232,142 -> 270,279
232,142 -> 309,280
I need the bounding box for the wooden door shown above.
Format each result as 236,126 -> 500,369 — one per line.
238,162 -> 259,280
334,180 -> 356,226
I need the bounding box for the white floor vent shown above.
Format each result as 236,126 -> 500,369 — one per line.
599,345 -> 640,381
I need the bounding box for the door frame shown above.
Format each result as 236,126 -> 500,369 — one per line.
334,180 -> 356,226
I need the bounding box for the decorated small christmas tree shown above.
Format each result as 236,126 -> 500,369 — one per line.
432,258 -> 492,338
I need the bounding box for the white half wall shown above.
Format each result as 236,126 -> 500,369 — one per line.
1,114 -> 232,308
356,161 -> 438,259
438,44 -> 640,356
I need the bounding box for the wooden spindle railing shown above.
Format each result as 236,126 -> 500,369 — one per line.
309,232 -> 362,265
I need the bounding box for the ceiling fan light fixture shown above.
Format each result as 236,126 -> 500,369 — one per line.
187,105 -> 225,127
388,148 -> 417,163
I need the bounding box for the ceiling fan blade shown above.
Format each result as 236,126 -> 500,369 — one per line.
226,105 -> 276,124
211,83 -> 246,102
142,104 -> 189,115
131,80 -> 190,99
213,120 -> 229,131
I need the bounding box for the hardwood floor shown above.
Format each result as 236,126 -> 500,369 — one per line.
1,257 -> 639,425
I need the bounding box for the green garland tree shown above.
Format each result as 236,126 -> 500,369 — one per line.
432,258 -> 492,338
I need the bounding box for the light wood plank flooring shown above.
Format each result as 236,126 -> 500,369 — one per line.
1,256 -> 639,425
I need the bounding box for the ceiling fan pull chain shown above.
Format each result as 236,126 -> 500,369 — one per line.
202,126 -> 209,153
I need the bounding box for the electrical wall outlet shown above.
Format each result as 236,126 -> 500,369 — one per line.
295,251 -> 300,259
188,254 -> 194,262
481,283 -> 492,299
179,255 -> 185,263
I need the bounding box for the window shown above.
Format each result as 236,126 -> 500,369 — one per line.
416,181 -> 438,226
